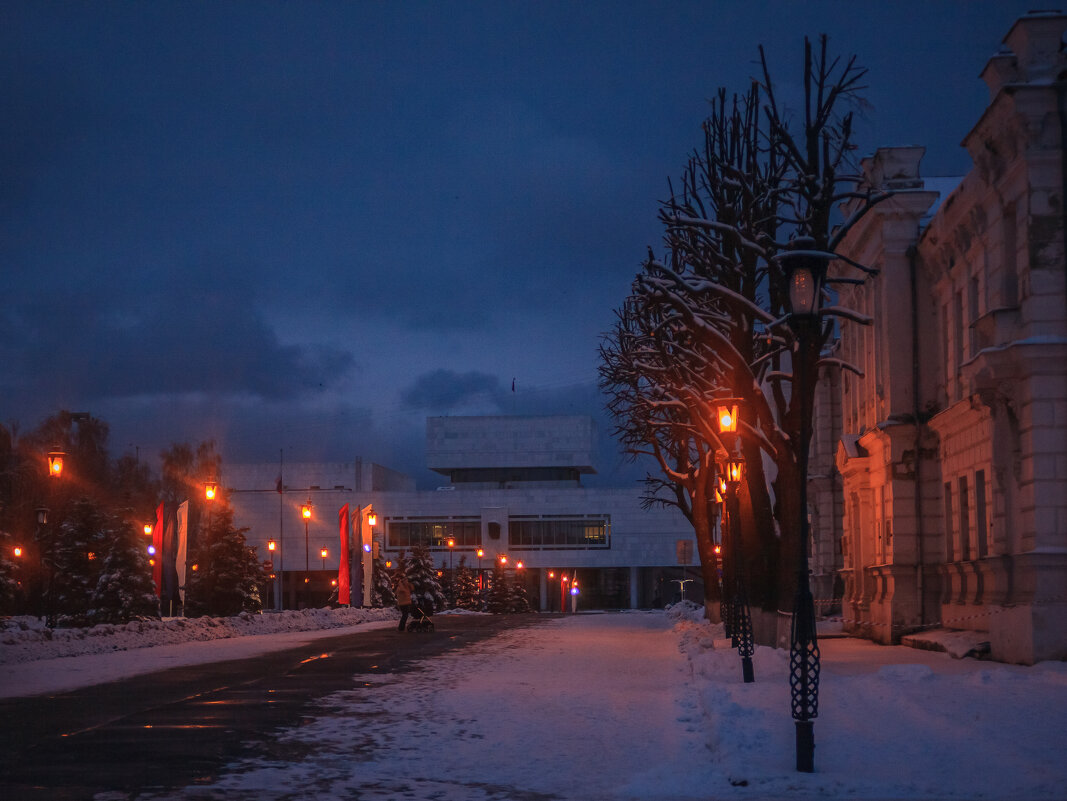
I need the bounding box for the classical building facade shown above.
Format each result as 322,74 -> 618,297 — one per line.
226,416 -> 698,612
830,12 -> 1067,664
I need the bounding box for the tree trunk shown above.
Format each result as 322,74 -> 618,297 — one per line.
690,482 -> 722,621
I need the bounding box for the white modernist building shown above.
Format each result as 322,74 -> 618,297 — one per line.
225,416 -> 698,611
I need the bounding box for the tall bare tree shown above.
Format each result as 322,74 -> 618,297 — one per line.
601,37 -> 890,629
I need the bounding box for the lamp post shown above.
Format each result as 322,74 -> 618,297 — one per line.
301,499 -> 313,608
267,539 -> 278,610
783,240 -> 827,773
721,451 -> 754,684
672,578 -> 693,602
321,547 -> 328,571
204,480 -> 218,529
447,537 -> 455,606
43,448 -> 64,628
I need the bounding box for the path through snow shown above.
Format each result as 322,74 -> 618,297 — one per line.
140,612 -> 710,801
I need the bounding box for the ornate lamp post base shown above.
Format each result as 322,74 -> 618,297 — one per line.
795,720 -> 815,772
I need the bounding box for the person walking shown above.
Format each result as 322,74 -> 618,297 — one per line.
395,574 -> 414,632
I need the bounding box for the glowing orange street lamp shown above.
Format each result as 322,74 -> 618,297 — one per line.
301,499 -> 313,605
143,523 -> 153,536
321,547 -> 328,569
499,554 -> 507,565
13,546 -> 22,558
717,404 -> 739,435
47,450 -> 65,479
516,561 -> 524,570
204,481 -> 218,501
725,457 -> 745,486
267,540 -> 276,552
367,511 -> 378,527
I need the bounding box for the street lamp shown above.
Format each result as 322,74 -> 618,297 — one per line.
266,539 -> 278,610
720,452 -> 754,684
783,240 -> 828,773
717,401 -> 754,683
716,475 -> 732,635
47,450 -> 65,479
204,481 -> 218,501
43,449 -> 63,628
143,523 -> 153,536
301,499 -> 313,607
447,537 -> 455,607
321,547 -> 328,570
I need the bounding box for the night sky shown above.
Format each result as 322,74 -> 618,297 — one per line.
2,1 -> 1041,488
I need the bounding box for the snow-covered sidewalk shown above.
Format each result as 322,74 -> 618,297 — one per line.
128,609 -> 1066,801
3,608 -> 1066,800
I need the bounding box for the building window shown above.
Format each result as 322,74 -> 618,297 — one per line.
958,475 -> 971,561
1001,201 -> 1018,307
975,470 -> 988,559
943,481 -> 954,561
954,290 -> 965,386
508,515 -> 610,550
387,518 -> 481,549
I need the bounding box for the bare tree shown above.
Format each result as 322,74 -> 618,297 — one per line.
601,36 -> 890,629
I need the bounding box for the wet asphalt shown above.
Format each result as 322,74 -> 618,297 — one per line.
0,613 -> 548,800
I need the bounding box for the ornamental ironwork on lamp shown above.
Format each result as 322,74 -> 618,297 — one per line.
781,239 -> 828,773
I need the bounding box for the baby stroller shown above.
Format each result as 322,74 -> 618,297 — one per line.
406,600 -> 435,633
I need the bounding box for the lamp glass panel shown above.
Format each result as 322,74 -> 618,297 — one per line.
789,267 -> 817,315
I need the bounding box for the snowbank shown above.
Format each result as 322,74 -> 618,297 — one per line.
0,606 -> 398,665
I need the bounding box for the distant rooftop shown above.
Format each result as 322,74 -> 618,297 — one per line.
426,415 -> 597,476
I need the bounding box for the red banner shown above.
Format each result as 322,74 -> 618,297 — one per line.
152,502 -> 164,596
338,504 -> 351,605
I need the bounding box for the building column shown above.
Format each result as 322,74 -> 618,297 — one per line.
539,568 -> 548,612
629,566 -> 639,609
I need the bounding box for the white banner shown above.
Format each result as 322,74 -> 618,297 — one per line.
176,500 -> 189,603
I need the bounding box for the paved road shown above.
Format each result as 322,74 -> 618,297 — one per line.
0,614 -> 548,801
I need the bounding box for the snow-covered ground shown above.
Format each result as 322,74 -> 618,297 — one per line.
4,606 -> 1066,800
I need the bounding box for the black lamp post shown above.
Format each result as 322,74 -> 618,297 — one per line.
447,537 -> 455,607
717,404 -> 754,683
783,239 -> 827,773
716,474 -> 733,639
43,448 -> 64,628
723,452 -> 755,684
301,499 -> 313,608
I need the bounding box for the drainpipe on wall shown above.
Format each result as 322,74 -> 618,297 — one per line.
908,244 -> 927,627
1059,80 -> 1067,321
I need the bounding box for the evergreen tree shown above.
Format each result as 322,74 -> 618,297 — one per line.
88,515 -> 159,623
508,570 -> 532,613
486,562 -> 510,614
372,552 -> 396,607
51,498 -> 107,626
452,556 -> 481,610
0,530 -> 18,613
184,494 -> 265,616
406,544 -> 446,612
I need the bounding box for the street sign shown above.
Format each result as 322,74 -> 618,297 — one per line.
676,540 -> 693,566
